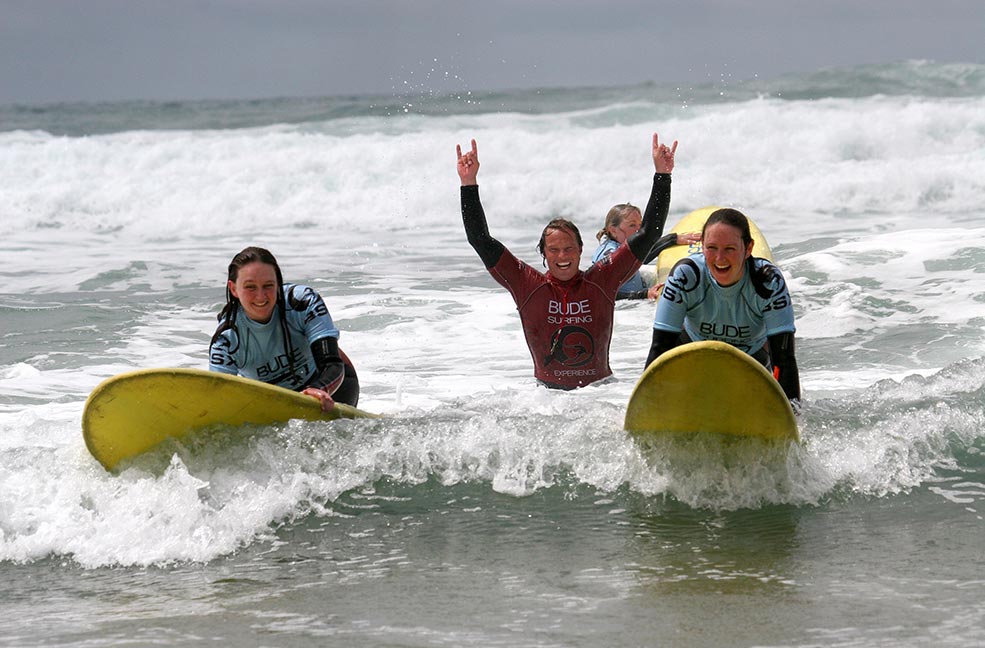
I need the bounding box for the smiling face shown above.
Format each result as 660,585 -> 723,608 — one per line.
543,227 -> 583,282
229,261 -> 279,323
702,221 -> 754,287
608,209 -> 642,244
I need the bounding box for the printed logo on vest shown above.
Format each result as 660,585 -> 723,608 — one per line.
544,325 -> 595,367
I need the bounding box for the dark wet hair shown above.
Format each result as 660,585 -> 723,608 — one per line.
537,218 -> 584,258
702,208 -> 753,247
225,246 -> 285,297
210,246 -> 299,384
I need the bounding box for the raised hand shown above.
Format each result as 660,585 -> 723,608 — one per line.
652,133 -> 678,174
456,139 -> 480,185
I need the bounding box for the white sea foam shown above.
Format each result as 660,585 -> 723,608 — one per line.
2,95 -> 984,244
3,87 -> 985,566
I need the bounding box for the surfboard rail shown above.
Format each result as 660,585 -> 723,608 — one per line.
82,367 -> 379,471
625,341 -> 798,441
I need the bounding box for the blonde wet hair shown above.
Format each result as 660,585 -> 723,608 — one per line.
596,203 -> 641,242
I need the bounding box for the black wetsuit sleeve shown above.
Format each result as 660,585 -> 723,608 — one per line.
307,336 -> 346,395
461,185 -> 505,269
627,173 -> 672,262
616,289 -> 649,301
642,232 -> 680,265
618,232 -> 678,299
768,331 -> 801,401
645,328 -> 682,368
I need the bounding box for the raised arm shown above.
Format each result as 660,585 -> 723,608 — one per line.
457,139 -> 505,268
627,133 -> 677,261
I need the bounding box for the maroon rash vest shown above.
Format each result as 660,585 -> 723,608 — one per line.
488,243 -> 640,389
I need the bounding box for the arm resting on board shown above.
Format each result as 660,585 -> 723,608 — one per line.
642,232 -> 680,265
307,336 -> 345,395
616,289 -> 649,301
645,328 -> 684,368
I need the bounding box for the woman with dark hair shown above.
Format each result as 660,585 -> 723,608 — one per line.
645,208 -> 801,402
456,133 -> 679,389
208,246 -> 359,410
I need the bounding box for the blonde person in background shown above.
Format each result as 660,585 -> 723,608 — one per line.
592,203 -> 699,300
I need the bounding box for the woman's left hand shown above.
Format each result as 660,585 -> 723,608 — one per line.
302,387 -> 336,412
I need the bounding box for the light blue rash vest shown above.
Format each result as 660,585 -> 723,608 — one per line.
653,254 -> 795,354
591,238 -> 647,294
209,283 -> 340,390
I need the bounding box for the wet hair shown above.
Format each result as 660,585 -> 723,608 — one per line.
596,203 -> 641,242
537,218 -> 584,258
211,246 -> 299,384
702,208 -> 753,247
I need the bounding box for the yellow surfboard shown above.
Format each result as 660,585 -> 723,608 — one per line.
631,207 -> 796,441
82,368 -> 379,471
625,341 -> 798,441
653,206 -> 774,290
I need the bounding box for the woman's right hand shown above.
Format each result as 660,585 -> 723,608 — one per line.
302,387 -> 336,413
677,231 -> 701,245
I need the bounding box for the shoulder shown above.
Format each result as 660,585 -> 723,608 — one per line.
749,257 -> 782,275
594,240 -> 635,268
747,258 -> 788,298
592,238 -> 618,259
283,282 -> 312,297
284,283 -> 327,310
494,248 -> 542,278
658,256 -> 703,304
210,323 -> 239,352
666,255 -> 703,287
584,244 -> 635,288
590,245 -> 604,263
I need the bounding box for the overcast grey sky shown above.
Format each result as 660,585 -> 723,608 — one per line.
1,0 -> 982,105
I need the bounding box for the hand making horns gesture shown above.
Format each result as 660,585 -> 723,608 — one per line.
652,133 -> 678,174
456,139 -> 480,185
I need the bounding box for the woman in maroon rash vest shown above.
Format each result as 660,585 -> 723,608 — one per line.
456,134 -> 678,389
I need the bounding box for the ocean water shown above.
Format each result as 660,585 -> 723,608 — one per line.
2,60 -> 985,646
